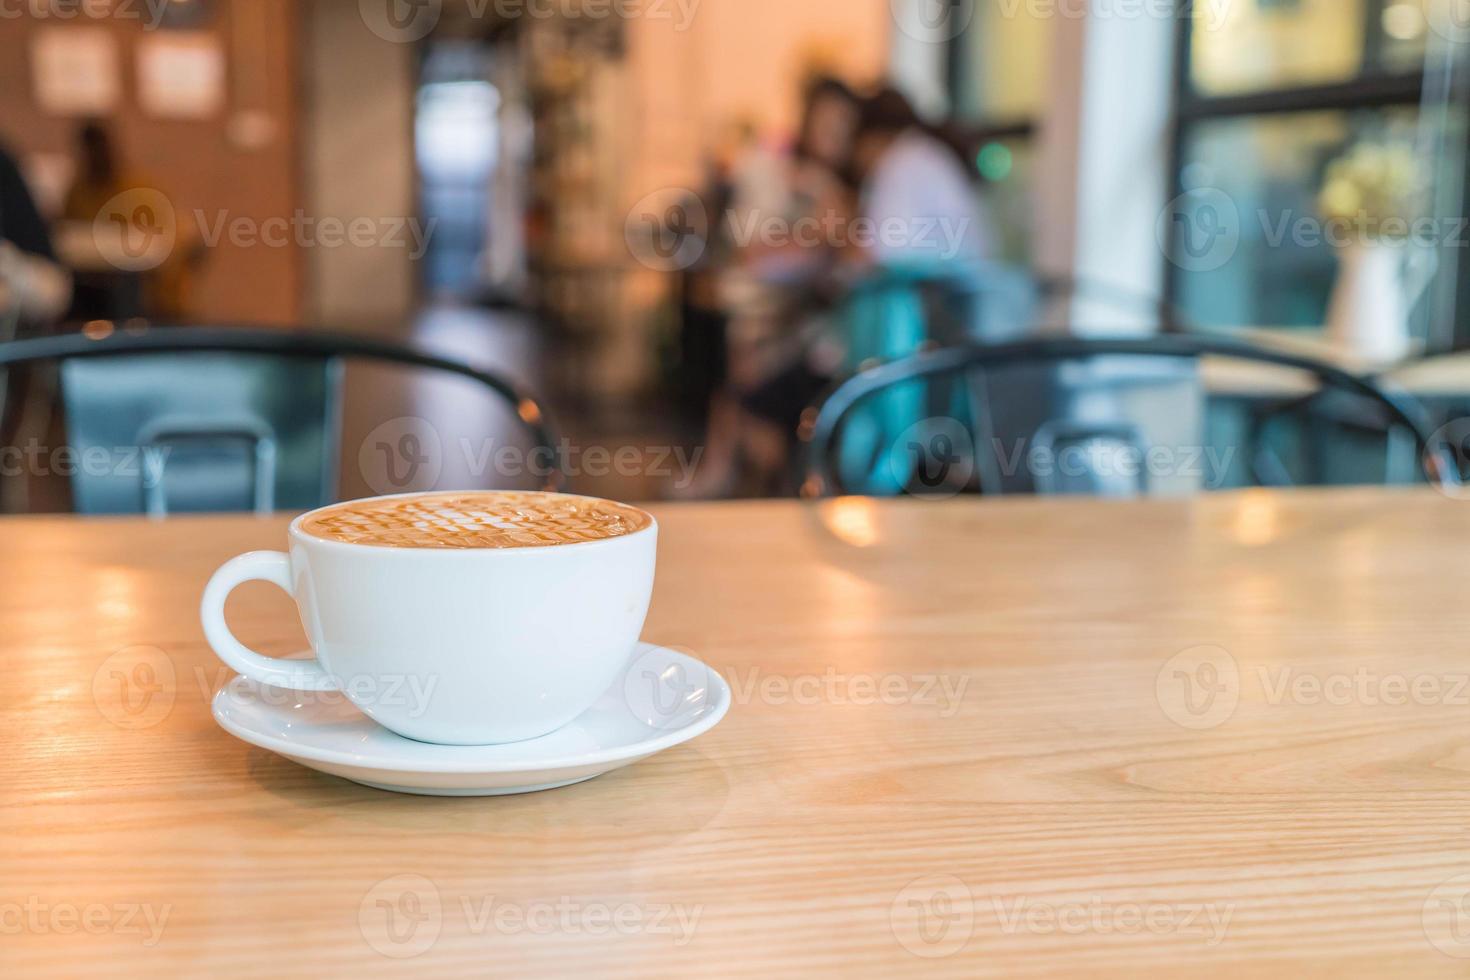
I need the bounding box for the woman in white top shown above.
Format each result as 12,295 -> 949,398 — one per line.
849,87 -> 991,270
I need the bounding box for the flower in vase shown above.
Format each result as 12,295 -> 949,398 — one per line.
1317,141 -> 1425,243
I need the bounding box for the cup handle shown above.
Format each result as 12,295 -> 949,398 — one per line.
201,551 -> 338,692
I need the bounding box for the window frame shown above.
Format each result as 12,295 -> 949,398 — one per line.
1164,0 -> 1470,347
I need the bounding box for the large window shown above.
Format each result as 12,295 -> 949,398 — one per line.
946,3 -> 1050,263
1167,0 -> 1467,340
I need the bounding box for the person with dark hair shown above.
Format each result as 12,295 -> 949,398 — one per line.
850,86 -> 990,267
680,74 -> 861,497
793,75 -> 860,175
0,140 -> 70,333
60,120 -> 193,321
62,120 -> 125,224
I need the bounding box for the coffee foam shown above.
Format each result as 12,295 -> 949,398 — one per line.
298,492 -> 652,550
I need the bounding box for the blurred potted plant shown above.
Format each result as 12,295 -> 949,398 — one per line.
1317,141 -> 1432,363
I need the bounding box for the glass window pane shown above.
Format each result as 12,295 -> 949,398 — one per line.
1191,0 -> 1441,94
1377,0 -> 1435,74
976,137 -> 1035,263
952,6 -> 1049,121
1169,107 -> 1421,330
1191,0 -> 1368,95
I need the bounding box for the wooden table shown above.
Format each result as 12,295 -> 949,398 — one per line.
7,490 -> 1470,976
1200,327 -> 1470,399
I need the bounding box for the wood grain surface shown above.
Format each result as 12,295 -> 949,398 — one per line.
6,489 -> 1470,976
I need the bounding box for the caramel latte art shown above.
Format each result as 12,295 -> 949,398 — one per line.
299,491 -> 653,550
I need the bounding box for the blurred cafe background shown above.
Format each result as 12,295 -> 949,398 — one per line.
4,0 -> 1470,514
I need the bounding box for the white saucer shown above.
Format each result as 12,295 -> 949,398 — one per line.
211,643 -> 729,796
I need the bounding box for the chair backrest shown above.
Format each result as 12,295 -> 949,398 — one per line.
835,264 -> 1197,350
972,354 -> 1202,496
1378,352 -> 1470,484
61,353 -> 340,515
803,335 -> 1454,499
0,325 -> 558,515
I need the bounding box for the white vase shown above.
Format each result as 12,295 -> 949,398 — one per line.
1324,241 -> 1413,364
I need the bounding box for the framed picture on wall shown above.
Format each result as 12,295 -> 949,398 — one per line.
137,32 -> 226,119
31,27 -> 121,116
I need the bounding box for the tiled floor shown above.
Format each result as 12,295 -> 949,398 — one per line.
338,304 -> 702,505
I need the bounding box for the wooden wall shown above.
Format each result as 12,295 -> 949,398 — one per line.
0,0 -> 304,325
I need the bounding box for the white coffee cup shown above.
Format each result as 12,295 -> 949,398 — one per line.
200,492 -> 657,745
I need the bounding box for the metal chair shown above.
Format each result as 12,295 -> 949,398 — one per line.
836,263 -> 1198,348
1240,349 -> 1470,487
0,325 -> 558,515
802,335 -> 1456,498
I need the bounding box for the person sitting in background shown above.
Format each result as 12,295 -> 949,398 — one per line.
849,86 -> 991,271
725,86 -> 995,491
814,87 -> 995,496
0,140 -> 70,336
720,87 -> 995,498
60,120 -> 194,322
681,75 -> 860,498
61,121 -> 131,225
